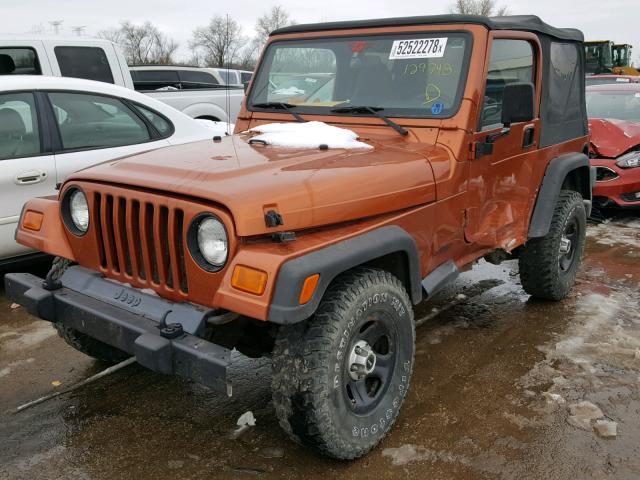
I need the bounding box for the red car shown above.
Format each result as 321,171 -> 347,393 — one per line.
587,83 -> 640,208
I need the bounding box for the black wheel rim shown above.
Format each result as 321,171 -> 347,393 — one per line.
342,310 -> 397,415
559,216 -> 580,272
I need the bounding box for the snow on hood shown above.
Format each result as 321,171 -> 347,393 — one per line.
248,121 -> 373,150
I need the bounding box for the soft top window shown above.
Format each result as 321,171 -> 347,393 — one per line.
249,32 -> 472,119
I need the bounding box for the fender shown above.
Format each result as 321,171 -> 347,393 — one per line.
181,102 -> 230,122
528,152 -> 595,239
268,225 -> 422,324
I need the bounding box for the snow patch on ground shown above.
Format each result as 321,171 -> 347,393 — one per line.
248,121 -> 372,149
587,222 -> 640,249
2,323 -> 57,352
382,444 -> 470,466
0,357 -> 35,378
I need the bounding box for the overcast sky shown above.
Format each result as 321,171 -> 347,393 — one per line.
3,0 -> 640,64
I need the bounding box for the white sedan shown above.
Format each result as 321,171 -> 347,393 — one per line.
0,75 -> 229,262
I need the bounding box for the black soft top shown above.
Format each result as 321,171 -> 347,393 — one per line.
271,14 -> 583,42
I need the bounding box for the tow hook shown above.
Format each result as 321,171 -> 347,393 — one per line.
157,310 -> 184,339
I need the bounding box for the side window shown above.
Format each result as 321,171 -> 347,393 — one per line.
131,70 -> 180,91
178,70 -> 219,89
241,72 -> 252,84
132,104 -> 173,136
0,48 -> 41,75
0,92 -> 41,160
48,92 -> 151,151
480,39 -> 535,130
54,47 -> 115,84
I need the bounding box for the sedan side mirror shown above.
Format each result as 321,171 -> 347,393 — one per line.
501,82 -> 535,127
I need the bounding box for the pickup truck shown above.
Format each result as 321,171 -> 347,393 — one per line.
0,35 -> 243,123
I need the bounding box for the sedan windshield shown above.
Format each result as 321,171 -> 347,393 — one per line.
249,32 -> 471,118
586,90 -> 640,122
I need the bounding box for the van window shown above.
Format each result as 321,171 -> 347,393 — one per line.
48,92 -> 151,150
178,70 -> 219,89
0,92 -> 41,160
131,70 -> 180,91
240,72 -> 252,84
0,48 -> 41,75
480,40 -> 535,130
54,46 -> 115,84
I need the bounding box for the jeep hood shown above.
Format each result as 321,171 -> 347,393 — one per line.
69,133 -> 439,236
589,118 -> 640,158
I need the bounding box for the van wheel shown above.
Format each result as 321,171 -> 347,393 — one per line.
47,257 -> 130,363
519,190 -> 586,300
271,268 -> 415,459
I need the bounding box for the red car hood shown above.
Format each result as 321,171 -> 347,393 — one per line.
589,118 -> 640,158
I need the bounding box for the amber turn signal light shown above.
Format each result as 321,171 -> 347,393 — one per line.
231,265 -> 268,296
22,211 -> 44,231
299,273 -> 320,305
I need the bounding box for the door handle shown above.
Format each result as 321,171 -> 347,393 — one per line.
15,170 -> 48,185
522,126 -> 536,148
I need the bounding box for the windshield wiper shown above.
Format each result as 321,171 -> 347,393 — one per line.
330,106 -> 408,136
252,102 -> 306,123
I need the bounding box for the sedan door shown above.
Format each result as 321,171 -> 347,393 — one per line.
47,91 -> 170,182
0,91 -> 57,258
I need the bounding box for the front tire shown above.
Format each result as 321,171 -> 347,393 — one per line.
47,257 -> 130,363
271,268 -> 415,459
519,190 -> 586,300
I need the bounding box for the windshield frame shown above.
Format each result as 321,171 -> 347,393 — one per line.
247,30 -> 474,120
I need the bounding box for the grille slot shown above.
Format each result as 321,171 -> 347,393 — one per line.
93,193 -> 189,294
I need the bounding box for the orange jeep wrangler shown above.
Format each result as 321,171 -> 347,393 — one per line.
7,14 -> 593,459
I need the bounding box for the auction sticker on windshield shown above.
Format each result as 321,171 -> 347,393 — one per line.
389,38 -> 448,59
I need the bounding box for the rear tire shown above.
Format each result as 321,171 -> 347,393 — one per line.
271,268 -> 415,459
519,190 -> 586,300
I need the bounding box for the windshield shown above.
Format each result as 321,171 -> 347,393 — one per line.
249,32 -> 471,118
585,42 -> 613,74
586,90 -> 640,122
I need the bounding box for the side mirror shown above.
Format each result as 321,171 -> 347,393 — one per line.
501,82 -> 535,127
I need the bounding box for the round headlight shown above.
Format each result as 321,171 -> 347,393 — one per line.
69,189 -> 89,233
197,216 -> 228,267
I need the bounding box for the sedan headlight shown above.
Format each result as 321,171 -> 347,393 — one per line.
189,214 -> 228,270
616,150 -> 640,169
62,188 -> 89,235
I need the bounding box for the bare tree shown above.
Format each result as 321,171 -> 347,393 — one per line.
450,0 -> 509,16
190,15 -> 245,68
231,6 -> 296,70
98,21 -> 178,65
255,6 -> 295,44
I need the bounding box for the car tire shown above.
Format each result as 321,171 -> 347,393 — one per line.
271,268 -> 415,459
48,257 -> 130,363
519,190 -> 586,300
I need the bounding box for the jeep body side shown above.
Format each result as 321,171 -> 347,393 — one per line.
6,15 -> 593,459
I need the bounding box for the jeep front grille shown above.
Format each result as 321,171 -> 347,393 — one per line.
93,193 -> 189,294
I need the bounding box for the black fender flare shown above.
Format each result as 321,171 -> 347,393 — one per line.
528,152 -> 595,239
268,225 -> 422,324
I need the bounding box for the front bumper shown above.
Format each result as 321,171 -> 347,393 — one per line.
592,159 -> 640,207
5,266 -> 234,395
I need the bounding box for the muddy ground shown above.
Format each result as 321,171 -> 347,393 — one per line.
1,214 -> 639,480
